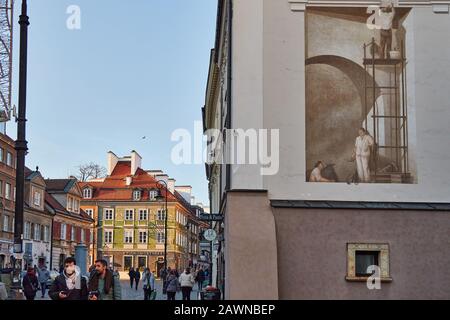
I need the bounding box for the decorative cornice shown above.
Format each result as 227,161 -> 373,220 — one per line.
288,0 -> 450,11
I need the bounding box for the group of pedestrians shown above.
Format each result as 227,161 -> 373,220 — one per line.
127,267 -> 141,290
161,266 -> 209,301
45,257 -> 122,300
128,267 -> 156,300
21,264 -> 51,300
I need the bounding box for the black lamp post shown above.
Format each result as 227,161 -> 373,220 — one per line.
155,180 -> 168,273
10,0 -> 29,299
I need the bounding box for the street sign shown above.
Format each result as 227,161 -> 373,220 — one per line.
200,213 -> 224,222
203,229 -> 217,242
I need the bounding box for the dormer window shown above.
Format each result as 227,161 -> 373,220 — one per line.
149,189 -> 158,201
133,190 -> 141,201
83,187 -> 92,199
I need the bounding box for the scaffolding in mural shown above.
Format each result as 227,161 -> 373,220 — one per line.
363,38 -> 410,183
0,0 -> 13,130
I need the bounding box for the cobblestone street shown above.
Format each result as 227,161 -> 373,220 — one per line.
36,279 -> 201,301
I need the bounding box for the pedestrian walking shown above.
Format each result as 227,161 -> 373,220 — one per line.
128,267 -> 135,289
142,268 -> 155,300
48,257 -> 88,300
37,264 -> 50,298
22,267 -> 39,300
165,270 -> 179,301
134,268 -> 141,290
88,259 -> 122,300
179,267 -> 195,301
195,268 -> 205,291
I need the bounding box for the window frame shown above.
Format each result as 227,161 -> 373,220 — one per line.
33,190 -> 41,207
44,225 -> 50,242
157,209 -> 166,221
346,243 -> 392,282
83,188 -> 92,199
139,231 -> 148,244
125,209 -> 134,221
133,190 -> 141,201
2,215 -> 9,232
5,182 -> 11,200
104,230 -> 113,244
157,231 -> 165,244
124,229 -> 134,244
85,209 -> 94,218
6,152 -> 12,167
24,221 -> 31,239
61,223 -> 67,240
104,208 -> 114,220
138,209 -> 148,221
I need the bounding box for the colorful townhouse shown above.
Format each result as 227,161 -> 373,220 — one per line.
79,151 -> 206,276
44,178 -> 94,272
22,167 -> 53,270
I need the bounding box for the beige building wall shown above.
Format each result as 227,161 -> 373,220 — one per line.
219,0 -> 450,299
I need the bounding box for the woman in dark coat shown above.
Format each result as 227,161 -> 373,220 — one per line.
22,267 -> 39,300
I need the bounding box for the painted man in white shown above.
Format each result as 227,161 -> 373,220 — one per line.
379,0 -> 395,59
353,128 -> 374,183
310,161 -> 334,182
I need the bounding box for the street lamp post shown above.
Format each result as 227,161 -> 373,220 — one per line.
10,0 -> 29,299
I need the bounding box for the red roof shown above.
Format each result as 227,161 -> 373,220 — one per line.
78,162 -> 178,202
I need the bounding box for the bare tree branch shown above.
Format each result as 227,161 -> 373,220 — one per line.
75,162 -> 107,182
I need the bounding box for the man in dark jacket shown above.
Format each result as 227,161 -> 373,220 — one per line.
195,268 -> 205,291
134,268 -> 141,290
49,257 -> 88,300
88,259 -> 121,300
128,267 -> 135,289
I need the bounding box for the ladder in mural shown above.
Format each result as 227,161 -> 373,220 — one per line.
363,38 -> 410,183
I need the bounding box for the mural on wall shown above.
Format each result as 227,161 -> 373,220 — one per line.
305,1 -> 417,184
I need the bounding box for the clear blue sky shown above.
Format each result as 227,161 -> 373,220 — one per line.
8,0 -> 217,205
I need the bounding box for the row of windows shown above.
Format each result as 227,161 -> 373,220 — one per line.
124,209 -> 149,221
24,222 -> 50,242
59,223 -> 91,243
0,148 -> 15,167
105,230 -> 165,244
176,232 -> 187,247
83,188 -> 159,201
0,181 -> 15,201
176,210 -> 187,225
101,208 -> 167,221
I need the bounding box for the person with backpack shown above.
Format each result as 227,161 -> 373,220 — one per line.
22,266 -> 39,300
88,259 -> 121,300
